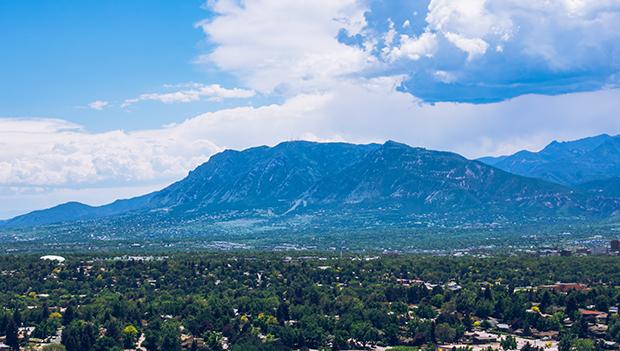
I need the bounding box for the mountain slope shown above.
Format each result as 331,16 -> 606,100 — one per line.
478,134 -> 620,185
577,177 -> 620,198
3,193 -> 155,227
305,141 -> 612,216
147,141 -> 379,213
4,140 -> 620,229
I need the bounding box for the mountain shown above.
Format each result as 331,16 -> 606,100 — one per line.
3,140 -> 620,229
577,177 -> 620,198
478,134 -> 620,185
5,194 -> 155,228
476,155 -> 507,166
147,141 -> 379,213
306,141 -> 572,214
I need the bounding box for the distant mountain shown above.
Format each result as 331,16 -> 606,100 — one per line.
478,134 -> 620,185
476,155 -> 507,166
5,194 -> 154,228
3,140 -> 620,229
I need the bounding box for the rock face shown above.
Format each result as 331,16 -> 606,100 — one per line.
479,134 -> 620,185
5,140 -> 620,228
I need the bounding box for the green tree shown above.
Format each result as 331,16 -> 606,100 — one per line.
5,317 -> 19,351
62,306 -> 76,326
572,339 -> 595,351
122,324 -> 139,348
62,321 -> 96,351
559,333 -> 575,351
501,335 -> 518,351
160,321 -> 181,351
435,323 -> 457,343
41,345 -> 67,351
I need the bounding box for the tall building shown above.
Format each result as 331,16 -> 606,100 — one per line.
611,240 -> 620,252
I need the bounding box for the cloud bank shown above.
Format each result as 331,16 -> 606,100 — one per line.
3,85 -> 620,189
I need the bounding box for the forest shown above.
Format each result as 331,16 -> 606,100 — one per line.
0,254 -> 619,351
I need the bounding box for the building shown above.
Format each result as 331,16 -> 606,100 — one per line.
40,255 -> 66,263
576,248 -> 591,256
579,309 -> 608,322
540,283 -> 589,293
611,240 -> 620,252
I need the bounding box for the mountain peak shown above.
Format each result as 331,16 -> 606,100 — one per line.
481,133 -> 620,185
383,140 -> 410,148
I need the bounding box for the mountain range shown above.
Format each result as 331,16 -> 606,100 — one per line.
3,138 -> 620,230
479,134 -> 620,185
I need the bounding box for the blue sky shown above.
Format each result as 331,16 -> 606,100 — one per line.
1,0 -> 620,218
0,0 -> 265,131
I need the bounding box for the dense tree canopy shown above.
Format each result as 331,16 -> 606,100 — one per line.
0,254 -> 619,350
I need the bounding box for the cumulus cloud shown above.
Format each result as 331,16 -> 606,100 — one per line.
385,32 -> 437,61
195,0 -> 620,102
121,83 -> 255,107
196,0 -> 373,94
363,0 -> 620,102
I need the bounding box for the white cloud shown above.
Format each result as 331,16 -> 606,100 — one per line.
88,100 -> 109,110
195,0 -> 620,103
122,83 -> 255,107
422,0 -> 620,70
433,70 -> 456,83
443,32 -> 488,60
385,32 -> 438,61
368,0 -> 620,100
196,0 -> 373,94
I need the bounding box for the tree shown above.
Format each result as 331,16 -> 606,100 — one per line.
41,345 -> 67,351
416,303 -> 437,319
122,324 -> 139,348
12,309 -> 21,328
62,321 -> 96,351
435,323 -> 457,343
94,336 -> 121,351
160,321 -> 181,351
559,333 -> 575,351
5,317 -> 19,351
565,294 -> 578,318
521,341 -> 543,351
33,319 -> 57,339
572,339 -> 595,351
62,306 -> 76,326
39,303 -> 50,322
143,329 -> 160,351
501,335 -> 518,351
